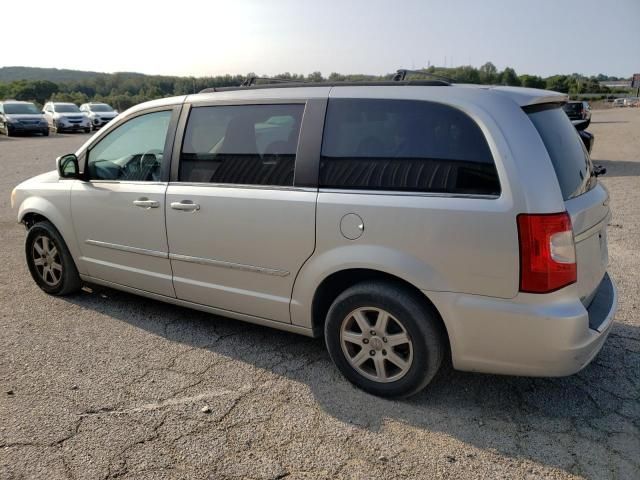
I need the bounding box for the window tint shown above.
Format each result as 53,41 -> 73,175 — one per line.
88,110 -> 171,181
179,104 -> 304,186
54,104 -> 80,113
4,103 -> 40,114
320,99 -> 499,195
528,107 -> 594,200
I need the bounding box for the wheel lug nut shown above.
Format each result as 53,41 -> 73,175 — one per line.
382,350 -> 387,356
363,338 -> 369,344
370,330 -> 376,336
383,337 -> 387,343
369,350 -> 375,356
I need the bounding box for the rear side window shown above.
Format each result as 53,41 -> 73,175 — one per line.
180,104 -> 304,186
527,106 -> 594,200
319,99 -> 500,195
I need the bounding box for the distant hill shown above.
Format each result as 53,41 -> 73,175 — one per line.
0,66 -> 147,83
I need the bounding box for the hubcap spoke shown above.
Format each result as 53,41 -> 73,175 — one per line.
42,236 -> 51,253
34,241 -> 44,256
386,332 -> 410,347
342,331 -> 363,345
51,262 -> 62,271
375,311 -> 389,334
350,347 -> 370,367
373,356 -> 387,380
33,258 -> 45,266
386,351 -> 409,371
49,246 -> 58,258
352,310 -> 370,333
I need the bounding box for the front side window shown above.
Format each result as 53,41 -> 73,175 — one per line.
320,99 -> 500,195
87,110 -> 172,181
179,104 -> 304,186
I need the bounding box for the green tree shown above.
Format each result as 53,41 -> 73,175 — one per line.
519,74 -> 546,89
500,67 -> 520,86
479,62 -> 498,84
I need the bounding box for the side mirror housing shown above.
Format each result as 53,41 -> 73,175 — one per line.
56,154 -> 80,179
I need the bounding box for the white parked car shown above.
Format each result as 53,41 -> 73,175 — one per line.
80,102 -> 119,130
42,102 -> 91,133
11,77 -> 617,397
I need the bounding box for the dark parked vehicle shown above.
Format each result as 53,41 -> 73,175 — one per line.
0,101 -> 49,136
563,101 -> 591,126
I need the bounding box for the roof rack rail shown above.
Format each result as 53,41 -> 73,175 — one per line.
392,69 -> 452,84
241,76 -> 307,87
199,76 -> 307,93
198,78 -> 451,94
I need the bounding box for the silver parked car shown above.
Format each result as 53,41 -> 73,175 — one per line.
79,102 -> 119,130
42,102 -> 91,133
11,78 -> 617,397
0,100 -> 49,136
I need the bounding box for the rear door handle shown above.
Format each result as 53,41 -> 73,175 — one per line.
133,199 -> 159,209
170,201 -> 200,212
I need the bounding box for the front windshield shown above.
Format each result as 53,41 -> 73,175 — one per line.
55,104 -> 80,113
4,103 -> 40,115
90,104 -> 114,112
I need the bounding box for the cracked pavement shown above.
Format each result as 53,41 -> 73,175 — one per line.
1,109 -> 639,479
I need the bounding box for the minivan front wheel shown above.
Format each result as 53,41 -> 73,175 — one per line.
25,221 -> 82,295
325,281 -> 445,398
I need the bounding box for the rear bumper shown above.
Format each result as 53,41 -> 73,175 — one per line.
426,273 -> 617,377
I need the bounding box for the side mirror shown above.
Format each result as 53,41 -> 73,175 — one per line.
56,154 -> 80,179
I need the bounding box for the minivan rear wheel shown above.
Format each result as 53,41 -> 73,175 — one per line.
324,281 -> 445,398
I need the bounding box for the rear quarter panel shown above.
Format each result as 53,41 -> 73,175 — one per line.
290,87 -> 570,330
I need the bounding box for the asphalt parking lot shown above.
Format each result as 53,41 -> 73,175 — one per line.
1,110 -> 639,480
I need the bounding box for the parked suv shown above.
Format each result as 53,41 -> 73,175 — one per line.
11,80 -> 617,397
562,101 -> 591,126
42,102 -> 91,133
80,102 -> 118,130
0,100 -> 49,136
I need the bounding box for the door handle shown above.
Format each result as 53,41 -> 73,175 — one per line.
133,199 -> 159,209
170,201 -> 200,212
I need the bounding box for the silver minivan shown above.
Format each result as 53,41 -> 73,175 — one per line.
11,78 -> 617,397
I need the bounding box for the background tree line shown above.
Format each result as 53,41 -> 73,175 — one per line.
0,63 -> 631,111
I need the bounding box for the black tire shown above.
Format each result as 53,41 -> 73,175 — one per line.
84,128 -> 91,133
42,129 -> 49,137
25,221 -> 82,296
5,125 -> 13,137
325,281 -> 445,398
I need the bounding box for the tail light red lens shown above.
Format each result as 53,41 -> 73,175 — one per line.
517,212 -> 577,293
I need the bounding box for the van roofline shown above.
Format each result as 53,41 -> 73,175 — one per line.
197,82 -> 567,107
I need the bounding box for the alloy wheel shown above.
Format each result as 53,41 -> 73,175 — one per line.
32,235 -> 63,286
340,307 -> 414,383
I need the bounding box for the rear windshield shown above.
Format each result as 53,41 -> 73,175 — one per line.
527,106 -> 595,200
4,103 -> 40,114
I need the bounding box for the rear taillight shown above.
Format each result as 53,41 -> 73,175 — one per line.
517,212 -> 577,293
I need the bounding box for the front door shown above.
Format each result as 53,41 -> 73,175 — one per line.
71,108 -> 178,297
165,102 -> 317,322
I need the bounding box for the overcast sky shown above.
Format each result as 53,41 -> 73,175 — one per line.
2,0 -> 638,78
